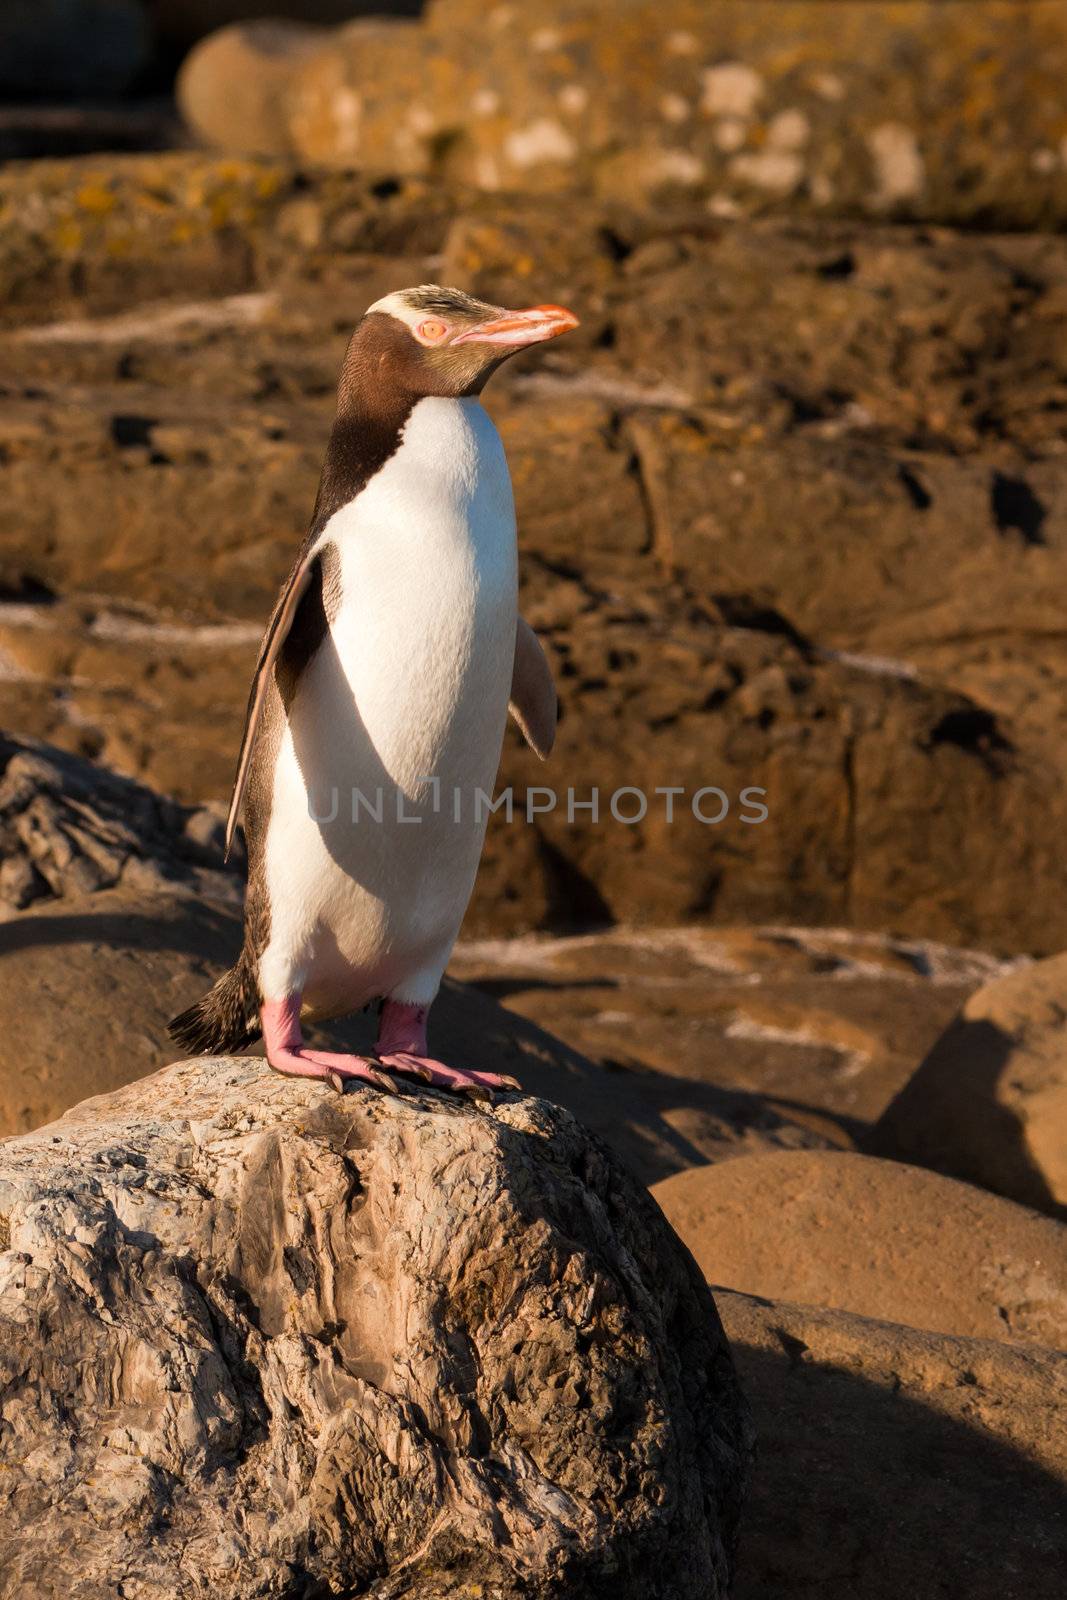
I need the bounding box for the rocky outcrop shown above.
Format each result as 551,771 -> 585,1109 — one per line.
869,953 -> 1067,1220
0,1057 -> 752,1598
653,1149 -> 1067,1348
0,732 -> 239,913
175,0 -> 1067,228
723,1290 -> 1067,1599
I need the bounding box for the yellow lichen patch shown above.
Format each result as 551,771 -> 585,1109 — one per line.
53,220 -> 84,253
76,183 -> 117,216
255,169 -> 286,200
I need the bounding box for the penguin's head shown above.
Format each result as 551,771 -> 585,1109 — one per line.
343,285 -> 579,402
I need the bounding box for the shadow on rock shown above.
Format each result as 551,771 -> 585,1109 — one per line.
723,1292 -> 1067,1600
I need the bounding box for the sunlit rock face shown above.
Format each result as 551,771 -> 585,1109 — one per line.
176,1 -> 1067,227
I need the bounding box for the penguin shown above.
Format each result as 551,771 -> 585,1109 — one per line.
169,285 -> 578,1096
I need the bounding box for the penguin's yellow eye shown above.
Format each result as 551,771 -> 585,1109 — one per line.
417,318 -> 449,343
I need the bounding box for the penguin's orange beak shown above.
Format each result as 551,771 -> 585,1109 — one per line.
453,304 -> 580,347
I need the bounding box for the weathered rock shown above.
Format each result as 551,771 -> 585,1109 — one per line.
0,732 -> 240,914
178,22 -> 329,158
653,1149 -> 1067,1348
0,1057 -> 752,1597
0,153 -> 450,328
0,0 -> 150,97
869,953 -> 1067,1220
276,0 -> 1067,226
722,1290 -> 1067,1599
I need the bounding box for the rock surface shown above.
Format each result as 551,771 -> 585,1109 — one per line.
0,732 -> 240,914
870,953 -> 1067,1220
265,0 -> 1067,226
0,1057 -> 752,1598
722,1290 -> 1067,1599
149,1 -> 420,54
653,1149 -> 1067,1348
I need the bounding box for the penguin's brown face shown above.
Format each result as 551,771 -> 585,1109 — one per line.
346,284 -> 579,403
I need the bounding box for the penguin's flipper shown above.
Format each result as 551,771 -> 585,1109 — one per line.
509,615 -> 557,759
224,553 -> 316,858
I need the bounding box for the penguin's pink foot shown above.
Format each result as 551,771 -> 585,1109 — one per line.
373,1000 -> 521,1100
374,1051 -> 520,1100
261,997 -> 394,1093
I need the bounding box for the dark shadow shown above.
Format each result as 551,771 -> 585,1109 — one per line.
923,705 -> 1014,777
462,975 -> 620,1001
865,1016 -> 1064,1222
731,1338 -> 1067,1599
0,902 -> 241,963
991,470 -> 1047,547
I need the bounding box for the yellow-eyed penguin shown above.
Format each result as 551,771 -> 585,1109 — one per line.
169,286 -> 577,1095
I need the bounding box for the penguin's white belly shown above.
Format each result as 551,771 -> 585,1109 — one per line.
258,396 -> 518,1014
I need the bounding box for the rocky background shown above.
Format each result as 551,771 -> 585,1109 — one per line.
1,3 -> 1066,1597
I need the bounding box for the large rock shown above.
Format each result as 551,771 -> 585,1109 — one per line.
652,1149 -> 1067,1348
277,0 -> 1067,226
0,1058 -> 752,1597
870,954 -> 1067,1220
723,1291 -> 1067,1599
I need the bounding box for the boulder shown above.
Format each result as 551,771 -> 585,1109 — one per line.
0,0 -> 150,97
278,0 -> 1067,226
869,954 -> 1067,1220
0,1057 -> 752,1597
652,1149 -> 1067,1348
177,22 -> 329,158
722,1290 -> 1067,1599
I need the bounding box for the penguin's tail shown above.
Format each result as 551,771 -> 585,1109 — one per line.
168,949 -> 261,1056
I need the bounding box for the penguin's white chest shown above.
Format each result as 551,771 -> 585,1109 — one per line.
259,396 -> 518,1010
326,395 -> 518,786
